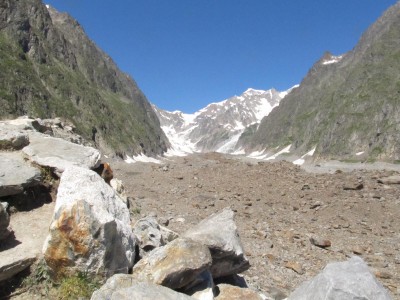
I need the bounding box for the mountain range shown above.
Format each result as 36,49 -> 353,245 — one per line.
153,87 -> 295,155
1,0 -> 400,163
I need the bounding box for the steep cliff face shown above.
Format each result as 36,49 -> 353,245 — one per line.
241,2 -> 400,161
0,0 -> 169,157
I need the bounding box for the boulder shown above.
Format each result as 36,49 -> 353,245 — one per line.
0,152 -> 41,197
131,237 -> 212,290
181,270 -> 215,300
215,284 -> 264,300
43,166 -> 136,278
378,175 -> 400,185
0,202 -> 11,241
287,256 -> 392,300
91,281 -> 194,300
183,208 -> 250,278
0,123 -> 29,150
22,133 -> 101,176
133,216 -> 178,258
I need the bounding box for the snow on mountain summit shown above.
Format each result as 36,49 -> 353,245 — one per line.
153,86 -> 297,155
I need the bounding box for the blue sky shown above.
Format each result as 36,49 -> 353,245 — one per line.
45,0 -> 397,113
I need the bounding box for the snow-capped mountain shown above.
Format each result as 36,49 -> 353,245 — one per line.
153,87 -> 296,155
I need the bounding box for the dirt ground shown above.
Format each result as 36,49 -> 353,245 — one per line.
112,152 -> 400,299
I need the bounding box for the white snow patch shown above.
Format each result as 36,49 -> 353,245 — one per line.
125,153 -> 161,164
293,147 -> 316,165
356,151 -> 364,156
322,55 -> 343,65
265,145 -> 292,160
216,132 -> 243,153
45,4 -> 50,9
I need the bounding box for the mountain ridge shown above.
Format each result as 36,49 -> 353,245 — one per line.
0,0 -> 169,157
154,86 -> 296,155
239,1 -> 400,162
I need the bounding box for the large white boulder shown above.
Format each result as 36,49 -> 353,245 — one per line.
43,166 -> 136,278
288,256 -> 392,300
22,133 -> 100,176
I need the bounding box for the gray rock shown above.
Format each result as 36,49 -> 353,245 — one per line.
0,122 -> 29,150
22,133 -> 101,176
0,256 -> 36,282
133,216 -> 166,257
43,166 -> 136,278
91,281 -> 194,300
131,237 -> 212,290
183,207 -> 250,278
287,256 -> 392,300
133,216 -> 179,258
181,270 -> 215,300
0,152 -> 41,197
0,202 -> 11,241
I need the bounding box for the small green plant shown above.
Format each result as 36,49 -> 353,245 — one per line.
22,259 -> 53,296
57,272 -> 101,300
132,207 -> 141,215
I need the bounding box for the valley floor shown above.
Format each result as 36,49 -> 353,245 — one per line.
112,153 -> 400,299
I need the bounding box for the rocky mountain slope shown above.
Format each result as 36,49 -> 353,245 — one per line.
0,0 -> 169,157
239,2 -> 400,162
154,88 -> 293,154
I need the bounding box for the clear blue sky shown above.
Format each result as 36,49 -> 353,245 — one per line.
45,0 -> 398,113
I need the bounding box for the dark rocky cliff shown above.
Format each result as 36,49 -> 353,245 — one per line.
240,2 -> 400,161
0,0 -> 169,157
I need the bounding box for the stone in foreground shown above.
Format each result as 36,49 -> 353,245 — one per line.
0,202 -> 11,241
215,284 -> 264,300
0,122 -> 29,150
91,281 -> 194,300
43,166 -> 136,278
0,152 -> 41,197
287,256 -> 392,300
183,207 -> 250,278
22,134 -> 101,176
131,237 -> 212,290
133,216 -> 179,258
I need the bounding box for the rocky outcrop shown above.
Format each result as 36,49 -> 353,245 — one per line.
183,208 -> 250,278
0,0 -> 169,157
131,237 -> 212,290
0,152 -> 41,197
287,256 -> 392,300
23,134 -> 101,176
91,281 -> 194,300
43,166 -> 136,278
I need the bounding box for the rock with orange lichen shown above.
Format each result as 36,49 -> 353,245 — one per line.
131,237 -> 212,290
42,166 -> 136,279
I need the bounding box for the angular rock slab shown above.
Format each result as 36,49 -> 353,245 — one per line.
0,122 -> 29,150
22,134 -> 100,176
183,207 -> 250,278
131,237 -> 212,290
43,166 -> 136,278
287,256 -> 392,300
0,152 -> 41,197
215,284 -> 264,300
91,281 -> 194,300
